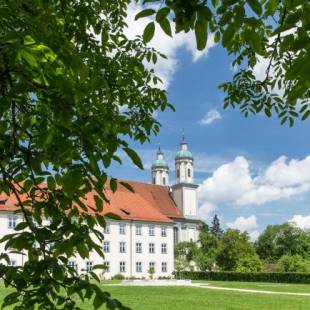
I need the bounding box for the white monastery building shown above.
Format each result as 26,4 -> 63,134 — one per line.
0,137 -> 200,278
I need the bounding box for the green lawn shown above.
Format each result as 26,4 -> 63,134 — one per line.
1,282 -> 310,309
194,280 -> 310,293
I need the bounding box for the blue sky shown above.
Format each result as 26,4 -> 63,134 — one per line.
108,4 -> 310,239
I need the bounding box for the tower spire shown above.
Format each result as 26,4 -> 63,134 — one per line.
151,144 -> 169,186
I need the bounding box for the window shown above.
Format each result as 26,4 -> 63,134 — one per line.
119,223 -> 126,235
149,225 -> 155,236
177,169 -> 180,178
149,262 -> 155,273
149,243 -> 155,254
135,224 -> 142,235
119,242 -> 126,253
120,261 -> 126,273
161,226 -> 167,237
103,241 -> 110,253
68,260 -> 77,271
136,242 -> 142,253
8,216 -> 16,229
104,224 -> 110,234
161,243 -> 167,254
86,261 -> 93,273
162,262 -> 167,273
153,177 -> 156,184
104,261 -> 110,272
136,262 -> 142,273
188,168 -> 191,178
163,177 -> 166,185
8,259 -> 16,267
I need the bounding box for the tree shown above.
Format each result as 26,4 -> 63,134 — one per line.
196,226 -> 219,271
137,0 -> 310,125
175,241 -> 198,263
276,254 -> 310,272
211,214 -> 223,239
235,255 -> 263,272
0,1 -> 170,308
217,229 -> 257,271
256,223 -> 310,262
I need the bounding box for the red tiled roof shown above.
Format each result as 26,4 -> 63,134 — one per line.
0,180 -> 184,223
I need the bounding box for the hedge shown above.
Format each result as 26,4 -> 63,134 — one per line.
177,271 -> 310,284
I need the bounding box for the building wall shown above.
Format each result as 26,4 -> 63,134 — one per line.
183,187 -> 197,218
0,212 -> 25,266
152,168 -> 169,186
0,213 -> 175,279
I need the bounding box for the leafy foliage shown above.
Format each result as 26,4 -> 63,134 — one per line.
235,255 -> 263,272
0,0 -> 171,308
216,229 -> 257,271
276,254 -> 310,272
138,0 -> 310,125
255,223 -> 310,262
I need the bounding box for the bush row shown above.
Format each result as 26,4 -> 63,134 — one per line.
177,271 -> 310,284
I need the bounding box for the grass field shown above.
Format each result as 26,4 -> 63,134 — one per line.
0,281 -> 310,309
198,280 -> 310,293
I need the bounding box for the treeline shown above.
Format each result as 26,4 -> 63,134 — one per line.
175,215 -> 310,273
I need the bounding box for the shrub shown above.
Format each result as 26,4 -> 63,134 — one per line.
235,255 -> 263,272
111,274 -> 125,280
177,271 -> 310,284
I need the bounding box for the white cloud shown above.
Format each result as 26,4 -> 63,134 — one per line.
198,155 -> 310,209
198,202 -> 217,222
227,215 -> 259,241
125,3 -> 216,89
227,215 -> 258,231
199,109 -> 222,125
289,215 -> 310,230
262,155 -> 310,187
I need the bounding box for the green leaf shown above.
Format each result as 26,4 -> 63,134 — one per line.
109,178 -> 117,192
19,49 -> 38,67
159,18 -> 172,37
120,181 -> 134,193
143,22 -> 155,43
214,31 -> 220,43
47,176 -> 56,190
94,195 -> 103,212
302,110 -> 310,121
135,9 -> 155,20
156,7 -> 170,22
246,0 -> 262,16
105,212 -> 121,220
195,18 -> 208,51
76,243 -> 89,259
264,108 -> 272,118
14,222 -> 28,231
123,147 -> 143,169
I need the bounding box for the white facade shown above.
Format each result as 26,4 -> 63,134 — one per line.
0,213 -> 175,279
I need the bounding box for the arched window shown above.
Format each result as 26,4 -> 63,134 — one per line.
187,168 -> 191,178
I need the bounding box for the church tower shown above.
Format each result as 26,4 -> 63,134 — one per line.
171,135 -> 198,219
151,145 -> 169,186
